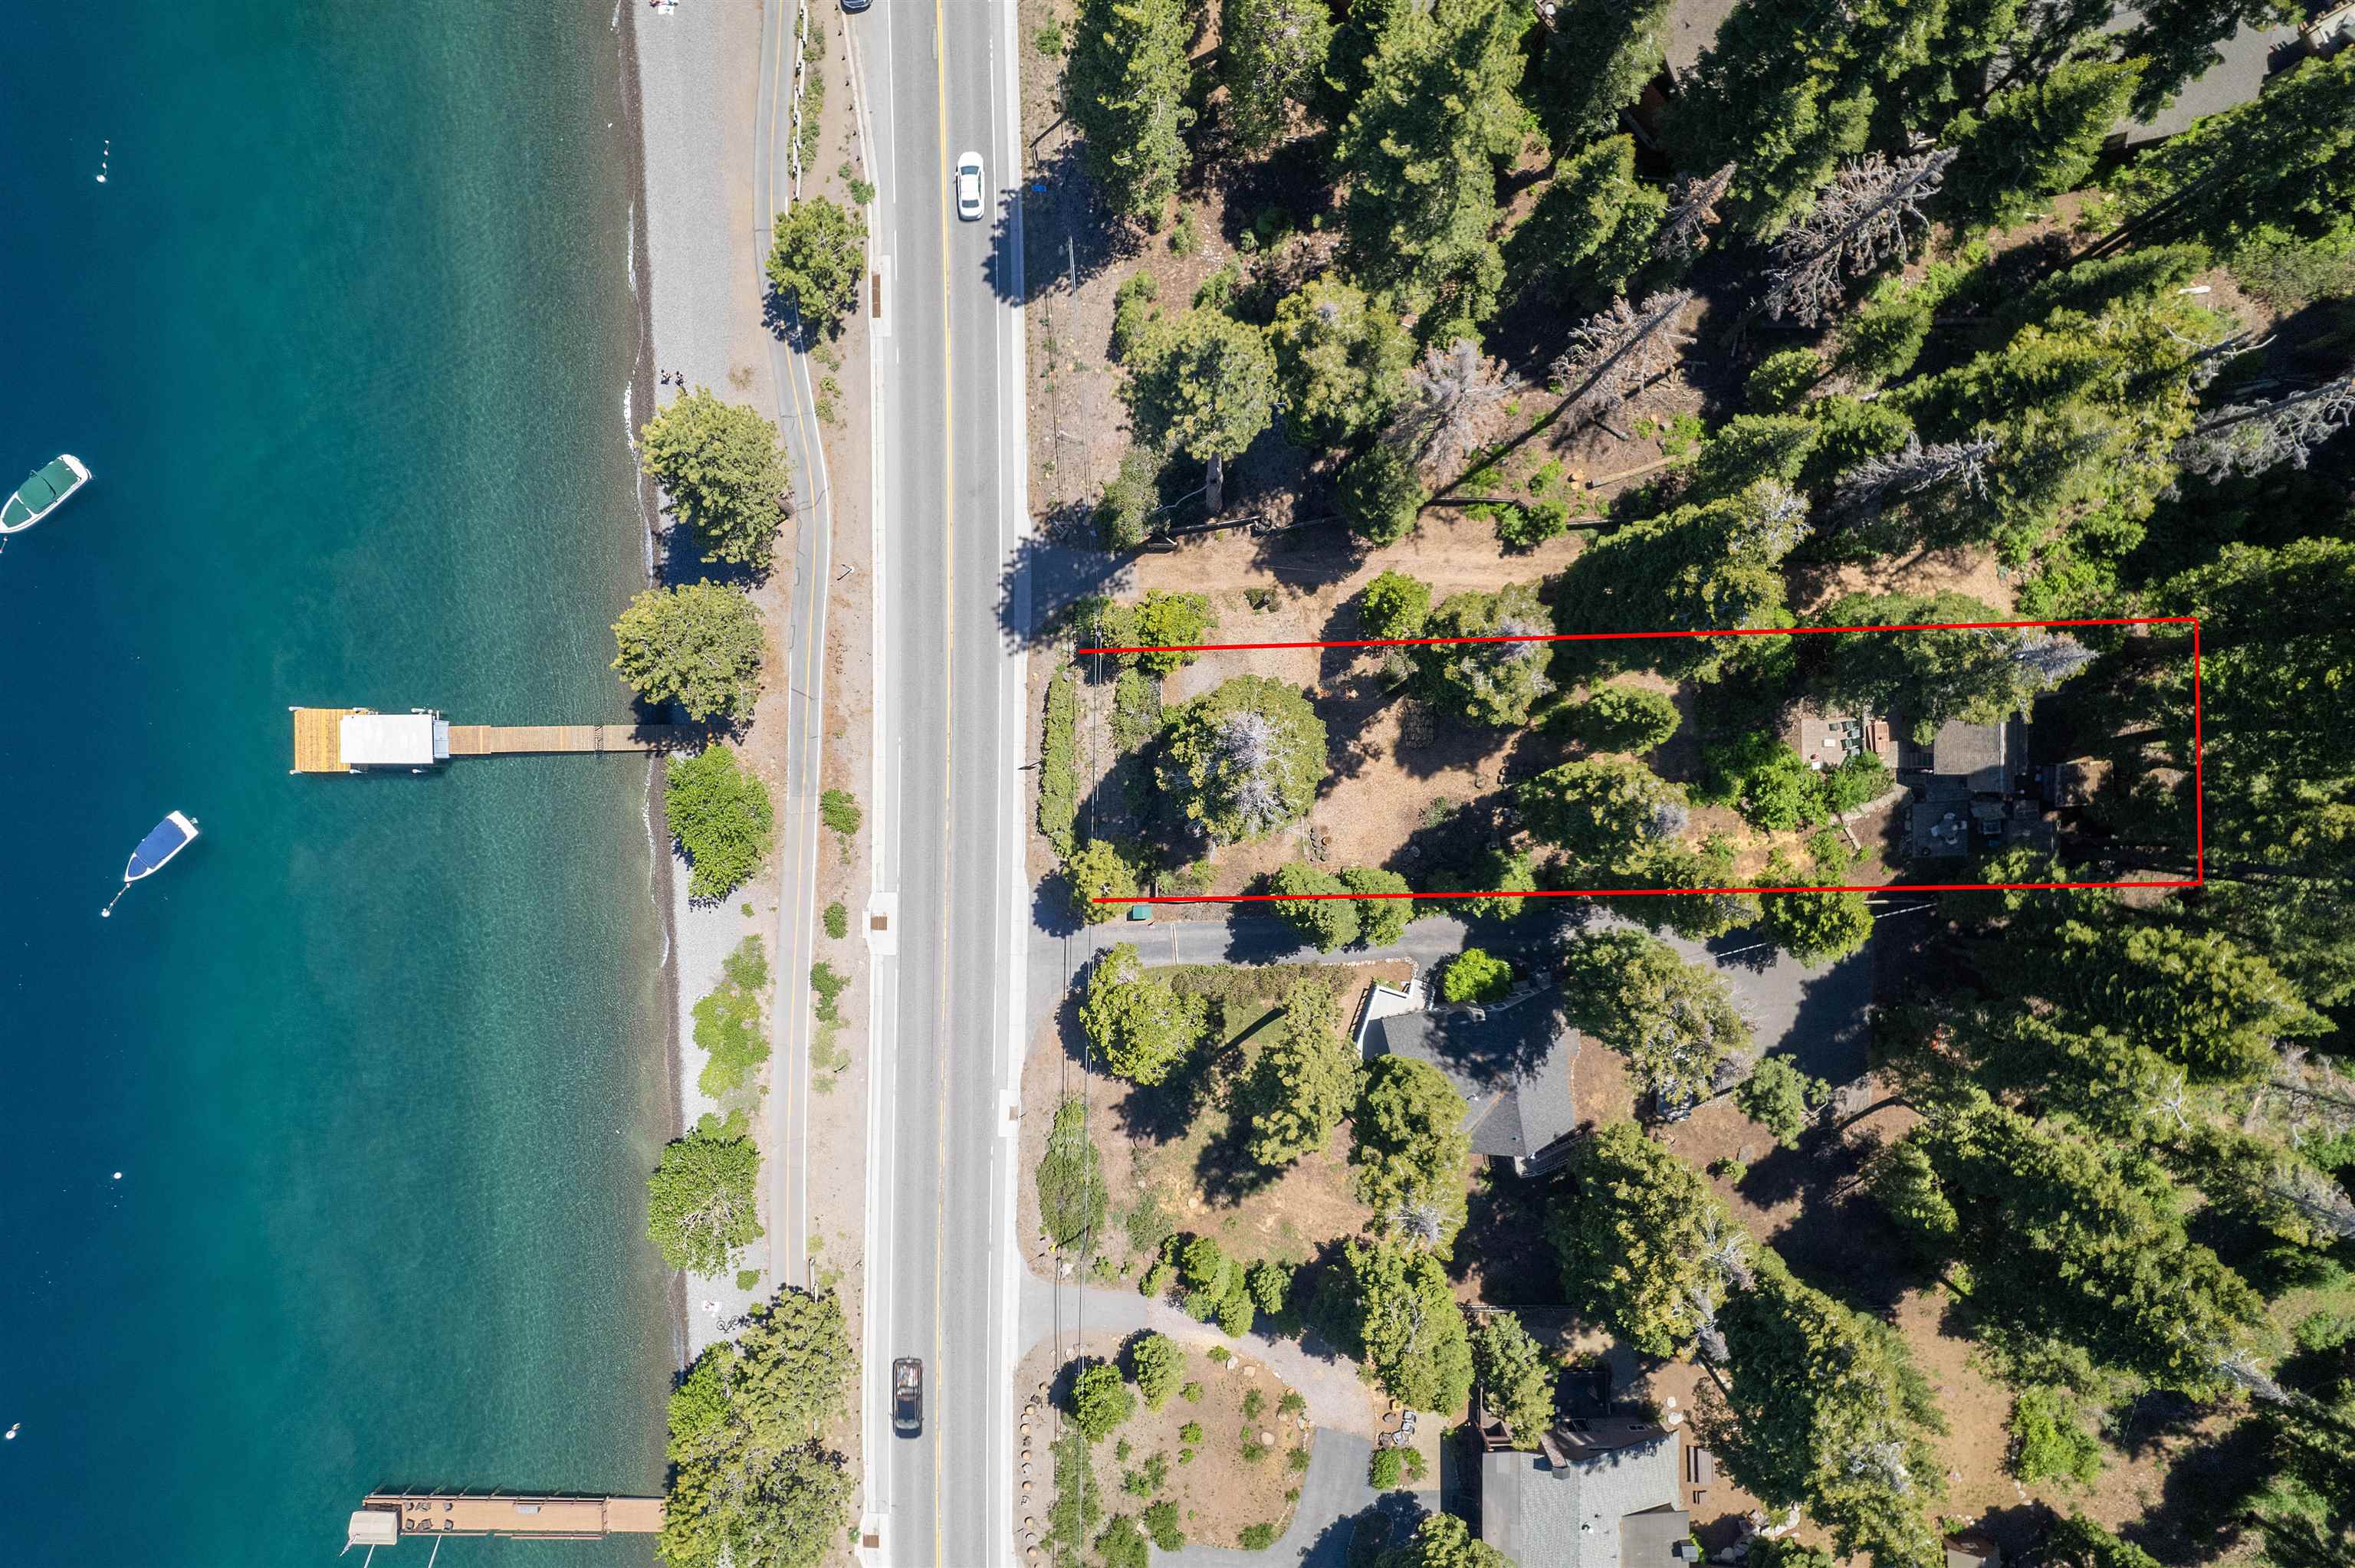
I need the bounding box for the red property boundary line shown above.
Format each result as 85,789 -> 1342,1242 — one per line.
1076,615 -> 2206,904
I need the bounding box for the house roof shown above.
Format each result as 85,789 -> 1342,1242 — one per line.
1481,1425 -> 1686,1568
2107,7 -> 2310,144
1930,719 -> 2007,792
1365,999 -> 1578,1165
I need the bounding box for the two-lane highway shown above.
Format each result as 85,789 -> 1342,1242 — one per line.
855,0 -> 1030,1561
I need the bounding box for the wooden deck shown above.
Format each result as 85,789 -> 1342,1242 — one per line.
291,707 -> 356,773
359,1493 -> 665,1540
445,723 -> 695,756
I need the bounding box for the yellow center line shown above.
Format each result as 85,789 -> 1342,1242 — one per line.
930,0 -> 957,1560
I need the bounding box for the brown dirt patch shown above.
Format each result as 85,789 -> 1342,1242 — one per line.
1013,1333 -> 1315,1553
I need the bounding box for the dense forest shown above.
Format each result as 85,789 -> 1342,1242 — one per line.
1034,1 -> 2355,1564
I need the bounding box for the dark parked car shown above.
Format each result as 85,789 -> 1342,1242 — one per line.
892,1357 -> 924,1437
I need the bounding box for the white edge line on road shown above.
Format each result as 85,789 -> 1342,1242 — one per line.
993,0 -> 1030,1562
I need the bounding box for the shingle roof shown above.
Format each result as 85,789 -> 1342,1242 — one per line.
1481,1427 -> 1686,1568
1365,999 -> 1578,1165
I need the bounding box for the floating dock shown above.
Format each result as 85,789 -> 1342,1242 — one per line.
292,708 -> 695,773
346,1493 -> 665,1547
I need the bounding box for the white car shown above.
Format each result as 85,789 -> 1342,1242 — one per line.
955,152 -> 984,222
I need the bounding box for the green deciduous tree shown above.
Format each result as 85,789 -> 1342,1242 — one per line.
614,582 -> 767,723
1266,861 -> 1359,951
1123,308 -> 1278,464
1069,1360 -> 1136,1440
1411,582 -> 1558,727
1081,589 -> 1219,676
1440,946 -> 1513,1004
1379,1512 -> 1513,1568
1353,1056 -> 1472,1249
1551,1121 -> 1748,1358
1068,0 -> 1197,222
1469,1311 -> 1556,1448
1243,980 -> 1361,1167
659,1288 -> 854,1568
666,746 -> 777,900
641,389 -> 793,567
1562,929 -> 1751,1107
1759,858 -> 1873,964
1158,676 -> 1327,842
1268,279 -> 1414,448
1331,1238 -> 1475,1412
1706,1255 -> 1946,1568
647,1111 -> 764,1274
1344,866 -> 1414,945
1335,0 -> 1525,331
1516,757 -> 1690,870
1218,0 -> 1335,154
1036,1096 -> 1111,1249
765,197 -> 866,325
1080,943 -> 1208,1085
1944,60 -> 2143,234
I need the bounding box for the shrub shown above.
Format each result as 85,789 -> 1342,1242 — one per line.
1109,274 -> 1161,362
1038,666 -> 1081,855
1440,948 -> 1513,1004
1701,733 -> 1825,832
1217,1286 -> 1256,1337
667,747 -> 777,900
1097,446 -> 1161,550
1064,837 -> 1143,925
1141,1501 -> 1183,1551
735,1268 -> 761,1291
819,789 -> 862,837
1138,1261 -> 1175,1299
693,935 -> 771,1096
1239,1523 -> 1278,1550
1368,1447 -> 1405,1488
2010,1385 -> 2103,1487
1360,570 -> 1434,640
1180,1381 -> 1205,1403
1110,668 -> 1164,753
613,582 -> 766,723
1096,1512 -> 1148,1568
821,900 -> 849,940
1245,1258 -> 1292,1317
1036,1097 -> 1110,1249
1069,1362 -> 1135,1441
1179,1421 -> 1204,1443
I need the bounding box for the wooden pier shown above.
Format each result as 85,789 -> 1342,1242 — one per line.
445,723 -> 694,757
347,1492 -> 664,1547
291,707 -> 695,773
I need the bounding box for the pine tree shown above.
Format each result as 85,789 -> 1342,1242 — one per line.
2111,53 -> 2355,262
1549,1122 -> 1751,1358
1079,943 -> 1208,1085
1509,135 -> 1668,305
1068,0 -> 1198,223
1409,581 -> 1558,727
1352,1057 -> 1473,1250
1122,308 -> 1278,463
1218,0 -> 1334,154
1469,1313 -> 1559,1448
1266,279 -> 1414,449
1559,928 -> 1752,1106
1516,760 -> 1692,871
1265,861 -> 1360,951
1944,60 -> 2143,234
1335,0 -> 1525,330
1243,981 -> 1361,1166
1538,0 -> 1680,146
1158,676 -> 1327,842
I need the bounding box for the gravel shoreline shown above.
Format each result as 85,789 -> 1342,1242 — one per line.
628,0 -> 777,1367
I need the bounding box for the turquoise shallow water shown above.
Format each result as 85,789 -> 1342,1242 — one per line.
0,5 -> 675,1563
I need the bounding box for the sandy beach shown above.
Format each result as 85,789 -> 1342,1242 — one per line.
624,0 -> 787,1363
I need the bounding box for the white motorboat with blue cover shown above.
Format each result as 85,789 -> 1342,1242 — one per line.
102,811 -> 200,917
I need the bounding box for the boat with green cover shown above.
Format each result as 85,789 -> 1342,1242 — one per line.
2,454 -> 90,533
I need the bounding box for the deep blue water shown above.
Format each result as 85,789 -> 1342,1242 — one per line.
0,5 -> 675,1563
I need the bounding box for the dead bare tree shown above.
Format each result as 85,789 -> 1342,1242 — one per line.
1216,710 -> 1288,836
2176,370 -> 2355,481
1384,338 -> 1522,473
1829,432 -> 2001,519
2011,631 -> 2097,686
1761,149 -> 1957,326
1549,290 -> 1695,429
1657,162 -> 1736,266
